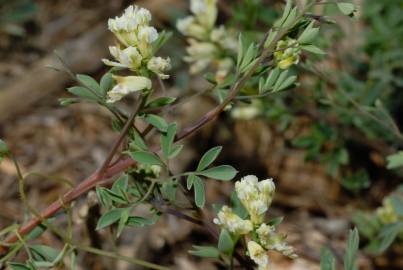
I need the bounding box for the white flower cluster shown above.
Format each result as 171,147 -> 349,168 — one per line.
177,0 -> 237,82
214,175 -> 297,270
104,5 -> 171,103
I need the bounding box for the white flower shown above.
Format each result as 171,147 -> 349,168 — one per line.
138,26 -> 159,44
190,0 -> 217,28
247,241 -> 270,270
184,39 -> 217,74
147,57 -> 171,79
177,16 -> 207,39
256,224 -> 297,259
213,206 -> 253,235
102,46 -> 143,70
235,175 -> 276,224
108,5 -> 151,33
107,75 -> 152,103
231,106 -> 261,120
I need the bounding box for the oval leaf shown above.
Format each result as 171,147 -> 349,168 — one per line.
197,146 -> 223,171
198,165 -> 238,181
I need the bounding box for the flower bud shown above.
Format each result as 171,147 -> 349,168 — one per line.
274,38 -> 301,69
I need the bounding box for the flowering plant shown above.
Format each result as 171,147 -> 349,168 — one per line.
0,1 -> 363,270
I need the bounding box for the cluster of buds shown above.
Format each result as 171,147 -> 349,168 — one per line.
274,38 -> 301,70
177,0 -> 237,83
103,5 -> 171,103
214,175 -> 297,270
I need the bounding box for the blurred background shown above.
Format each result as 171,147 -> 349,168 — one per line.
0,0 -> 402,269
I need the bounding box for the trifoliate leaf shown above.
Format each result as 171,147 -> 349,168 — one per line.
96,208 -> 127,230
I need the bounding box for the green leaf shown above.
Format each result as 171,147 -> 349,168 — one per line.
30,245 -> 60,262
169,144 -> 183,159
96,208 -> 127,230
187,174 -> 196,190
193,176 -> 206,208
161,181 -> 177,202
337,3 -> 356,16
386,152 -> 403,169
161,123 -> 177,160
76,74 -> 102,95
218,229 -> 234,254
59,97 -> 79,106
301,45 -> 326,55
145,114 -> 168,132
197,146 -> 223,171
96,186 -> 111,207
130,133 -> 148,151
276,75 -> 297,92
344,228 -> 359,270
127,216 -> 157,227
366,222 -> 403,254
320,247 -> 336,270
268,216 -> 284,226
189,245 -> 220,258
117,208 -> 130,238
8,263 -> 32,270
67,86 -> 99,101
100,72 -> 113,95
198,165 -> 238,181
298,21 -> 319,44
111,174 -> 129,198
147,97 -> 176,109
103,188 -> 129,204
129,151 -> 164,166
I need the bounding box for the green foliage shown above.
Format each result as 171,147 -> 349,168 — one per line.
218,229 -> 234,255
189,245 -> 220,258
320,228 -> 359,270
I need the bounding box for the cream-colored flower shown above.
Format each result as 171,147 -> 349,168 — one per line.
108,5 -> 153,47
213,206 -> 253,235
177,16 -> 207,40
103,46 -> 143,70
190,0 -> 217,29
107,75 -> 152,103
247,241 -> 270,270
147,57 -> 171,79
184,39 -> 217,74
231,106 -> 260,120
215,57 -> 234,83
256,224 -> 297,259
235,175 -> 276,224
